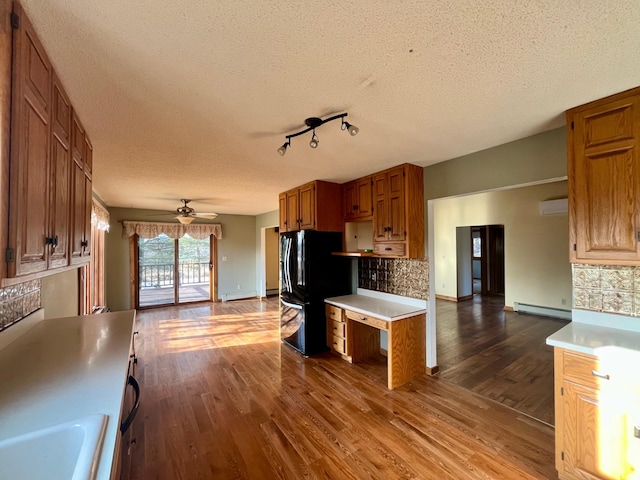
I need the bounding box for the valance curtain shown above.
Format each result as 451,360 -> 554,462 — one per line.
92,200 -> 111,232
122,221 -> 222,240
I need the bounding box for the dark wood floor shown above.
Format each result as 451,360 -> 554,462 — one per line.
436,296 -> 568,426
129,298 -> 557,480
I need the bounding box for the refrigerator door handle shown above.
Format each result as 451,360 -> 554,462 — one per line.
280,298 -> 303,310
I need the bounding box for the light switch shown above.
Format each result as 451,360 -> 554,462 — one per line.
222,256 -> 228,261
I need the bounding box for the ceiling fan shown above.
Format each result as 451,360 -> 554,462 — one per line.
174,199 -> 218,224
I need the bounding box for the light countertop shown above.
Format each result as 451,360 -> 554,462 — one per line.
546,309 -> 640,356
325,289 -> 427,321
0,310 -> 136,480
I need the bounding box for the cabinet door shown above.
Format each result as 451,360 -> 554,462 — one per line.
355,176 -> 373,218
48,72 -> 71,269
8,4 -> 52,276
372,173 -> 388,241
70,113 -> 86,264
298,183 -> 315,230
561,381 -> 626,480
569,94 -> 640,263
278,192 -> 287,232
82,137 -> 93,258
286,189 -> 299,232
386,167 -> 405,241
342,181 -> 357,220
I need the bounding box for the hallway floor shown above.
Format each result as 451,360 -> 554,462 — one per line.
436,295 -> 568,425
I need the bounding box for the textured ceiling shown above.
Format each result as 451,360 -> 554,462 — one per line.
17,0 -> 640,215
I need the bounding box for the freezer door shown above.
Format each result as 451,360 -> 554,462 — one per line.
280,298 -> 306,354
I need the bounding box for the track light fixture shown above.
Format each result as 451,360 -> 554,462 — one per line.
277,113 -> 358,155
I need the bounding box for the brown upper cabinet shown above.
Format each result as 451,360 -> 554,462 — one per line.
279,180 -> 342,233
70,112 -> 92,264
343,175 -> 373,221
370,164 -> 424,258
2,3 -> 93,283
567,86 -> 640,265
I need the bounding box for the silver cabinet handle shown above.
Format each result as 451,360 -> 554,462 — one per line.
591,370 -> 610,380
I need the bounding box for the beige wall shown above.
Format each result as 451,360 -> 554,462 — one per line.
255,210 -> 279,295
434,181 -> 571,309
265,227 -> 279,291
42,269 -> 79,318
106,207 -> 258,311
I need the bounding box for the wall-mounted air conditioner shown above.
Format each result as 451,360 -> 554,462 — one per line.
539,198 -> 568,215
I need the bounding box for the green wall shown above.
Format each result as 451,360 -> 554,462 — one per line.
423,127 -> 567,200
106,207 -> 257,311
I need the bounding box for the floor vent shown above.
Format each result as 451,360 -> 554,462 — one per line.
513,302 -> 572,320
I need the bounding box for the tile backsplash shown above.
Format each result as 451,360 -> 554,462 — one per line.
358,257 -> 429,300
573,264 -> 640,316
0,279 -> 42,332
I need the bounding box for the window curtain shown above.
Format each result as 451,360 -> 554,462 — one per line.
122,221 -> 222,240
91,200 -> 110,232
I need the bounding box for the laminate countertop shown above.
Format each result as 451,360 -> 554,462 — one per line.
0,310 -> 136,480
325,291 -> 426,321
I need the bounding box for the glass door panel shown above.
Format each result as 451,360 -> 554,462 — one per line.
177,235 -> 211,303
138,234 -> 176,307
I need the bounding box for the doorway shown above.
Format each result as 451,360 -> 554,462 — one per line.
137,233 -> 214,308
456,225 -> 504,299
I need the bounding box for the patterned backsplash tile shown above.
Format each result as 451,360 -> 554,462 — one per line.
358,257 -> 429,300
0,279 -> 41,332
573,264 -> 640,317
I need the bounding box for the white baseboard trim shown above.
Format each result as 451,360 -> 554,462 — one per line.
514,302 -> 572,320
221,292 -> 258,302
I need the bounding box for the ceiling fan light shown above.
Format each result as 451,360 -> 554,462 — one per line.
177,215 -> 194,224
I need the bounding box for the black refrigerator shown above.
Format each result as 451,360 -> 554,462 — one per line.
280,230 -> 351,356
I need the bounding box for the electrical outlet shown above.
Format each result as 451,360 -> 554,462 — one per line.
561,298 -> 567,305
237,284 -> 241,290
222,256 -> 228,261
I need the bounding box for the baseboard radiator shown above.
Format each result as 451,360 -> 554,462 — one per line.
221,292 -> 258,302
513,302 -> 572,320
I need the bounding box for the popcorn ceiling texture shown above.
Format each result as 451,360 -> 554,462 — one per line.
359,258 -> 428,300
573,264 -> 640,317
0,280 -> 42,332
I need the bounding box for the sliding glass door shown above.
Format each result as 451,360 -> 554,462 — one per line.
138,234 -> 211,307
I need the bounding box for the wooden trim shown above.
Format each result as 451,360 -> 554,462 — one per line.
0,0 -> 12,281
379,348 -> 388,357
211,235 -> 219,302
457,294 -> 473,302
426,365 -> 440,376
0,263 -> 82,288
129,235 -> 138,309
503,305 -> 515,312
435,294 -> 458,302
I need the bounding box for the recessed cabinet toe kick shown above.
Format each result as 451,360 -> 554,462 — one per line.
325,291 -> 427,389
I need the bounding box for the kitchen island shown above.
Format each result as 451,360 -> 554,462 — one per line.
326,289 -> 427,389
0,309 -> 137,480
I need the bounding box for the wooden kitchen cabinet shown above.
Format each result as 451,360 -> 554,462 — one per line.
567,86 -> 640,265
371,163 -> 424,258
326,304 -> 351,361
278,180 -> 342,233
2,3 -> 94,282
70,112 -> 92,265
554,348 -> 640,479
343,175 -> 373,221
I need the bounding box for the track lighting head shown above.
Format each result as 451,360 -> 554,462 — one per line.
309,131 -> 319,148
342,120 -> 359,136
277,112 -> 358,154
277,139 -> 290,156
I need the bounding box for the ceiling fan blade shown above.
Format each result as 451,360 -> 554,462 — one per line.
193,213 -> 218,219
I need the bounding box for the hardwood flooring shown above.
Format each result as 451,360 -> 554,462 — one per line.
436,296 -> 568,426
129,298 -> 557,480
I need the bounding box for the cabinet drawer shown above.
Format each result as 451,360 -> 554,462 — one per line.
373,243 -> 406,257
326,304 -> 343,322
331,336 -> 347,354
345,309 -> 388,331
329,320 -> 346,338
562,350 -> 606,388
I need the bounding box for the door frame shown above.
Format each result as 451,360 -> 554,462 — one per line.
129,234 -> 219,309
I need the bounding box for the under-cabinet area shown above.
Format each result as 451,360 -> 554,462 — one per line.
325,290 -> 427,389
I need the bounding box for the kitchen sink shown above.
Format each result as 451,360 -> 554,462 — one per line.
0,414 -> 107,480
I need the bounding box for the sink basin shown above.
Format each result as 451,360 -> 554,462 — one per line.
0,414 -> 107,480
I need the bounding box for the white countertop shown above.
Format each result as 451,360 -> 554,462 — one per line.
546,309 -> 640,356
325,289 -> 427,321
0,310 -> 136,480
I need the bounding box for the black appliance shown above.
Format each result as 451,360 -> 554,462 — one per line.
280,230 -> 351,355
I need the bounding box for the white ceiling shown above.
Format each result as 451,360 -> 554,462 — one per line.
18,0 -> 640,216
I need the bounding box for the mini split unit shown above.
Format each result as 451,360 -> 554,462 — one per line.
539,198 -> 568,215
